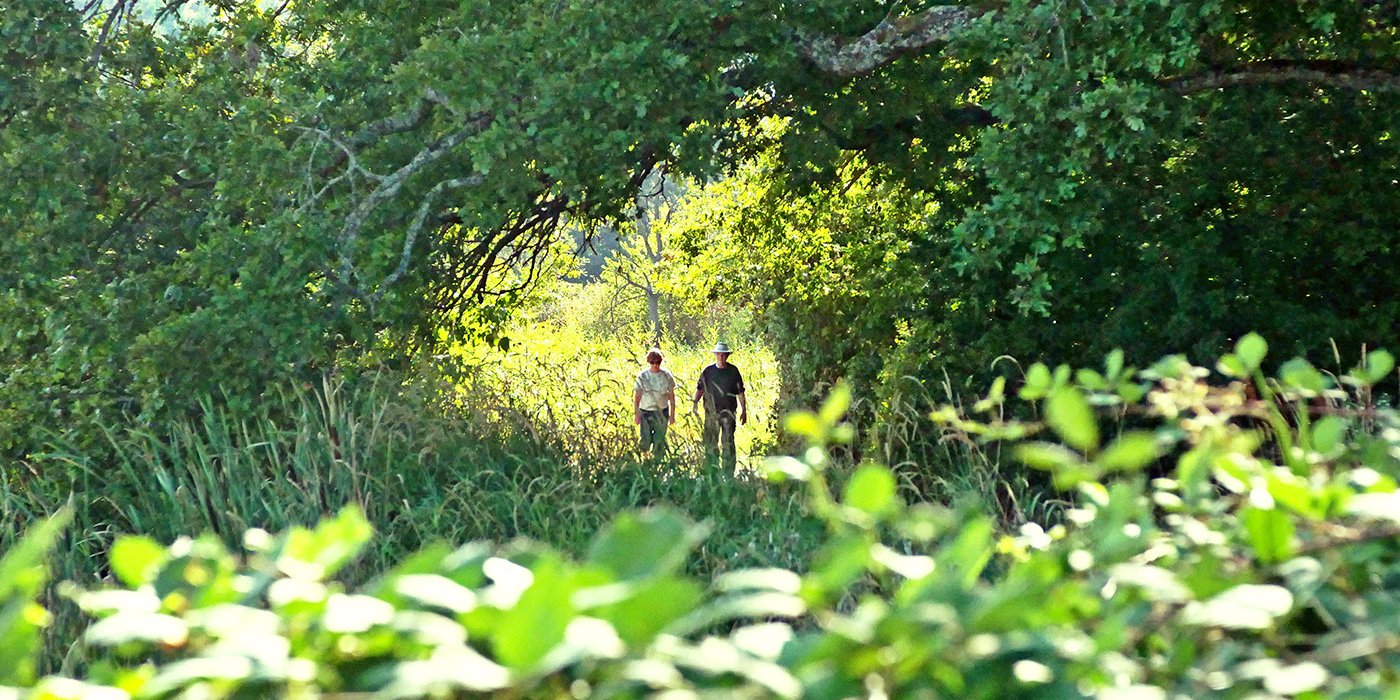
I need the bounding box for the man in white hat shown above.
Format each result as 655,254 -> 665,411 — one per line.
634,347 -> 676,455
691,341 -> 747,470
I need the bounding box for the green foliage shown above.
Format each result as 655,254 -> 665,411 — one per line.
0,511 -> 68,687
669,1 -> 1400,491
1,0 -> 750,458
7,341 -> 1400,697
3,369 -> 816,674
8,0 -> 1398,472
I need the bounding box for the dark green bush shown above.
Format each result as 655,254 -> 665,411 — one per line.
5,336 -> 1400,698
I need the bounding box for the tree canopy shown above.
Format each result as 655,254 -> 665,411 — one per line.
4,0 -> 1399,454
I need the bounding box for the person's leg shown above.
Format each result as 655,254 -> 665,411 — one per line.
654,409 -> 670,455
639,410 -> 657,453
702,411 -> 720,465
719,410 -> 737,471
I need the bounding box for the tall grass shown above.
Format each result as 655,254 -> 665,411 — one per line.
2,368 -> 816,672
449,320 -> 781,464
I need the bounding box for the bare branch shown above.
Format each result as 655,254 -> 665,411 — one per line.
371,174 -> 486,304
293,126 -> 389,211
1173,64 -> 1400,95
317,89 -> 474,179
349,89 -> 463,149
89,0 -> 131,68
797,5 -> 977,79
79,0 -> 105,19
336,117 -> 491,288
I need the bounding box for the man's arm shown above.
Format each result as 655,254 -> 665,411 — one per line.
692,370 -> 705,411
736,370 -> 748,424
633,389 -> 643,425
667,388 -> 676,424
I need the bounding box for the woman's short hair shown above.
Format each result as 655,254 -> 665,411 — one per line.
646,348 -> 664,363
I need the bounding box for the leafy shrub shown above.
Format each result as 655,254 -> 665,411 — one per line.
6,336 -> 1400,697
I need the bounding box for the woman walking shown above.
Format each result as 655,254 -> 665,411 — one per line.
633,347 -> 676,455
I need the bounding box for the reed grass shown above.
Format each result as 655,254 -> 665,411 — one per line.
1,363 -> 813,672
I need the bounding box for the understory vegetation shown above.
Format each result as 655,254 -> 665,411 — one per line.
8,340 -> 1400,698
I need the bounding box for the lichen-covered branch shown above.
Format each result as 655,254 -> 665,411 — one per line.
371,174 -> 486,304
335,115 -> 492,290
1173,65 -> 1400,94
347,88 -> 463,150
797,5 -> 976,78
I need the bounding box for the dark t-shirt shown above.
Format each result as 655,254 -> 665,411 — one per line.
697,363 -> 745,413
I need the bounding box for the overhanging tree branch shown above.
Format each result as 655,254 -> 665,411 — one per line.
88,0 -> 131,67
335,117 -> 491,291
370,174 -> 486,305
349,88 -> 463,149
319,89 -> 474,179
797,5 -> 976,78
1172,63 -> 1400,95
799,9 -> 1400,98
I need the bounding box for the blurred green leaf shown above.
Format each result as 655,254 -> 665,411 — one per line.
587,507 -> 707,582
1046,387 -> 1099,453
1016,442 -> 1085,470
1262,662 -> 1328,695
1242,507 -> 1295,564
805,535 -> 870,599
783,411 -> 821,439
667,591 -> 805,636
592,576 -> 702,646
305,506 -> 373,579
843,464 -> 897,516
377,646 -> 510,697
1020,363 -> 1051,399
1310,415 -> 1347,455
1347,491 -> 1400,524
1108,564 -> 1190,603
1097,432 -> 1161,472
1105,349 -> 1124,382
1235,333 -> 1268,370
1181,585 -> 1293,629
492,555 -> 575,669
818,382 -> 851,426
0,509 -> 69,686
394,574 -> 478,614
1266,475 -> 1319,519
323,593 -> 394,634
85,612 -> 189,647
761,455 -> 813,481
939,518 -> 994,590
716,568 -> 803,594
77,590 -> 161,616
973,376 -> 1006,413
1216,353 -> 1247,378
1279,359 -> 1327,394
1355,350 -> 1400,389
1075,368 -> 1106,390
110,536 -> 167,588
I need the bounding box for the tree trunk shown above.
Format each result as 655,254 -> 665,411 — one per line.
647,287 -> 662,347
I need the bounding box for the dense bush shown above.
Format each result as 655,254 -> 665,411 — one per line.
6,337 -> 1400,697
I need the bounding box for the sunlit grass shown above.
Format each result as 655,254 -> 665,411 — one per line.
447,319 -> 780,468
